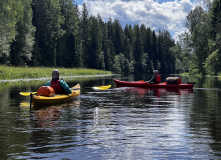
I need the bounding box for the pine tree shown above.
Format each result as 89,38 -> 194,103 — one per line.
57,0 -> 79,67
80,2 -> 90,67
102,26 -> 112,71
73,3 -> 83,67
107,18 -> 115,69
123,24 -> 132,61
88,16 -> 103,69
152,31 -> 158,70
32,0 -> 65,66
140,24 -> 152,72
113,19 -> 123,55
133,25 -> 144,73
144,27 -> 153,72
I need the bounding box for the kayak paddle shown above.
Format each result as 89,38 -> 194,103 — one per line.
20,85 -> 111,96
20,92 -> 37,96
20,102 -> 30,107
92,85 -> 111,90
73,85 -> 112,90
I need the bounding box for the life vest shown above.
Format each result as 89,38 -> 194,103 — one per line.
51,80 -> 64,94
156,75 -> 161,82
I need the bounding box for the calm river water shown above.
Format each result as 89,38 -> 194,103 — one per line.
1,74 -> 221,159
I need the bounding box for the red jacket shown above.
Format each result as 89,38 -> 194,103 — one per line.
50,80 -> 64,94
156,75 -> 161,82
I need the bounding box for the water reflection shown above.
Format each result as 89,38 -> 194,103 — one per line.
31,99 -> 81,129
190,88 -> 221,157
1,75 -> 221,159
77,86 -> 198,159
115,86 -> 193,97
110,87 -> 194,109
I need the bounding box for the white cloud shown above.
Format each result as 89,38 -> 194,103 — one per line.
81,0 -> 201,40
181,0 -> 194,12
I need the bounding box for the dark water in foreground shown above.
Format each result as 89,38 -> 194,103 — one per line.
1,74 -> 221,159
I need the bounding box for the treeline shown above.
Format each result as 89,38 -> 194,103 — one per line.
0,0 -> 177,74
177,0 -> 221,75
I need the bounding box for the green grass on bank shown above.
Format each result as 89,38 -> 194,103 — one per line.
0,66 -> 112,80
179,73 -> 190,76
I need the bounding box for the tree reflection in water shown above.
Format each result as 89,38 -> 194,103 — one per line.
32,99 -> 81,129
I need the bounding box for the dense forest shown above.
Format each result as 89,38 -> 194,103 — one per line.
0,0 -> 220,75
177,0 -> 221,75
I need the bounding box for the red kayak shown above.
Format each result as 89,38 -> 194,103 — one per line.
113,79 -> 195,89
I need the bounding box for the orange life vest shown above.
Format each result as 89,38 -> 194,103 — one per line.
51,80 -> 64,94
156,75 -> 161,82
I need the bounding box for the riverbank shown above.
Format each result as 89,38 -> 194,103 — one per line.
0,66 -> 112,81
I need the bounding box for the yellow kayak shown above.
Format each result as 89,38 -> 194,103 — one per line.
31,84 -> 80,107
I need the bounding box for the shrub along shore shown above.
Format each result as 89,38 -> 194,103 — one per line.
0,66 -> 112,80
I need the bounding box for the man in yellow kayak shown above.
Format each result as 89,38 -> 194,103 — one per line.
44,69 -> 72,94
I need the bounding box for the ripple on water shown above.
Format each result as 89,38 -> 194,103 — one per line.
6,83 -> 221,160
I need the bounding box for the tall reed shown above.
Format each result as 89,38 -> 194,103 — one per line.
0,66 -> 111,80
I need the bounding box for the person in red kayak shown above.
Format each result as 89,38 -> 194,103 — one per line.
44,69 -> 72,94
148,70 -> 161,84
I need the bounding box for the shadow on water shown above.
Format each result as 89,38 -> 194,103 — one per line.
1,74 -> 221,159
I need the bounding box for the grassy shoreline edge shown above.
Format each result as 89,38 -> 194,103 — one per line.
0,66 -> 112,81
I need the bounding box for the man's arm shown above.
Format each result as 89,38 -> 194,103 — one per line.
149,75 -> 157,83
60,80 -> 72,94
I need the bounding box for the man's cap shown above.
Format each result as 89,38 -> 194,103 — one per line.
52,69 -> 59,78
154,70 -> 159,74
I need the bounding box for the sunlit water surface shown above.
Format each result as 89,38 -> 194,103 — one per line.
1,74 -> 221,159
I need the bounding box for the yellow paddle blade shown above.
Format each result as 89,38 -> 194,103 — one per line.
20,102 -> 30,107
20,92 -> 37,96
92,85 -> 111,90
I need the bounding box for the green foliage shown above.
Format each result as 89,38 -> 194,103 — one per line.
204,50 -> 219,75
102,25 -> 112,71
210,0 -> 221,39
0,0 -> 177,74
186,6 -> 205,34
113,19 -> 123,55
10,0 -> 35,66
88,15 -> 103,69
32,0 -> 65,66
80,2 -> 90,67
133,25 -> 145,73
178,0 -> 221,75
175,59 -> 185,73
0,0 -> 24,61
0,65 -> 111,80
57,0 -> 79,67
112,53 -> 133,73
152,31 -> 158,70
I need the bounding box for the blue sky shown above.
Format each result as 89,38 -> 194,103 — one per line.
74,0 -> 206,41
